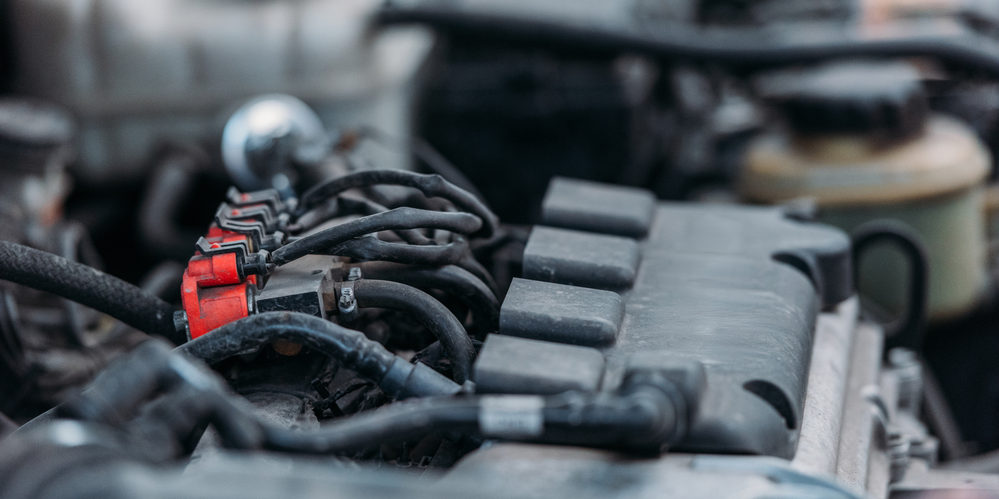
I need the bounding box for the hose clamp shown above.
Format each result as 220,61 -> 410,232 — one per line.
338,268 -> 361,321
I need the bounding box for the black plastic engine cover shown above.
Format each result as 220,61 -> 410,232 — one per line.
480,177 -> 852,458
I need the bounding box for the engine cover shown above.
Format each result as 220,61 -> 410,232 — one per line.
474,177 -> 852,457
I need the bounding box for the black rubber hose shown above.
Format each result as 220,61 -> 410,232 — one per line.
263,396 -> 479,454
177,312 -> 460,398
58,222 -> 102,347
377,3 -> 999,76
105,261 -> 185,342
138,150 -> 205,260
851,220 -> 929,353
357,126 -> 487,203
337,233 -> 497,296
0,241 -> 181,343
260,382 -> 683,455
180,312 -> 394,372
345,279 -> 475,383
0,385 -> 679,498
456,253 -> 499,297
272,207 -> 482,265
354,262 -> 499,334
331,235 -> 469,266
292,196 -> 433,245
298,169 -> 499,237
292,196 -> 383,233
58,340 -> 177,424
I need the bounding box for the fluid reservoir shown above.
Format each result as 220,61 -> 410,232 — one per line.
740,61 -> 990,320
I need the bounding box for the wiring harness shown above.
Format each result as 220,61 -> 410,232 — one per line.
0,165 -> 693,473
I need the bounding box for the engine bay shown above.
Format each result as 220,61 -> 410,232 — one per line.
4,1 -> 999,497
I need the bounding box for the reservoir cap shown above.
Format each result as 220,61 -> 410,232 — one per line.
760,60 -> 927,141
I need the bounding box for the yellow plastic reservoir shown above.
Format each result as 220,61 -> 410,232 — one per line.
741,88 -> 990,319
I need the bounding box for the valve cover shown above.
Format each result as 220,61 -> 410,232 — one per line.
476,177 -> 852,457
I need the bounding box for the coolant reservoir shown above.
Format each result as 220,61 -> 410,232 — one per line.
740,61 -> 990,320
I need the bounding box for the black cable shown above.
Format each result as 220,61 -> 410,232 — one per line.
345,279 -> 475,383
456,253 -> 499,297
57,340 -> 177,424
291,196 -> 433,245
18,339 -> 261,440
336,238 -> 499,309
0,241 -> 181,343
356,126 -> 487,203
260,380 -> 683,455
137,147 -> 206,260
177,312 -> 460,399
292,196 -> 390,233
262,396 -> 480,454
272,207 -> 482,265
377,3 -> 999,76
316,219 -> 494,294
6,346 -> 687,492
0,382 -> 680,498
331,235 -> 469,266
353,262 -> 499,335
298,169 -> 499,237
334,231 -> 498,295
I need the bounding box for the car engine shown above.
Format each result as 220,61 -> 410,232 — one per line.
4,0 -> 999,497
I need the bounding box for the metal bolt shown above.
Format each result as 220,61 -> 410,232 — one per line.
909,436 -> 939,466
338,284 -> 357,321
339,287 -> 354,305
887,430 -> 911,483
889,348 -> 923,416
